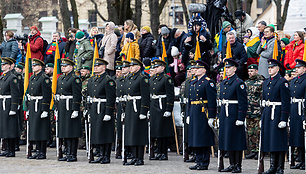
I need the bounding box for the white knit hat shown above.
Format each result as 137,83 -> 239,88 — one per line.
171,46 -> 180,57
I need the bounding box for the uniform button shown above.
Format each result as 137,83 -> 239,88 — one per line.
62,83 -> 63,84
153,88 -> 155,89
223,93 -> 225,94
294,91 -> 296,93
268,87 -> 270,89
295,86 -> 296,88
224,87 -> 226,89
61,88 -> 63,89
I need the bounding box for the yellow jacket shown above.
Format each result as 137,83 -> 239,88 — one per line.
120,41 -> 140,61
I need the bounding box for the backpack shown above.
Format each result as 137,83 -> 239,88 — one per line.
34,36 -> 48,55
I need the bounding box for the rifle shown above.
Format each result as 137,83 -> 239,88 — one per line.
257,99 -> 264,174
120,96 -> 127,165
26,118 -> 32,158
84,111 -> 89,158
218,150 -> 224,172
55,110 -> 63,160
88,113 -> 94,162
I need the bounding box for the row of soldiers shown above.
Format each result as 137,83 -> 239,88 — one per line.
0,55 -> 304,174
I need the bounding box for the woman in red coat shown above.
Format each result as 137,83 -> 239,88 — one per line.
25,26 -> 44,61
284,31 -> 304,69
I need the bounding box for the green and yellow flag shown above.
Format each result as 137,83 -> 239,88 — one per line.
194,34 -> 201,61
50,41 -> 61,110
223,41 -> 232,79
91,39 -> 99,76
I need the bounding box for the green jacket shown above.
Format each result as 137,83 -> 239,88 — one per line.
76,39 -> 94,71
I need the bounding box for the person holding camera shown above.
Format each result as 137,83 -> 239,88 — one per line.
26,26 -> 44,61
234,10 -> 253,40
65,28 -> 77,61
100,22 -> 118,76
75,31 -> 93,72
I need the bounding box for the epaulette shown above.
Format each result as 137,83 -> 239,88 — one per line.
205,77 -> 210,81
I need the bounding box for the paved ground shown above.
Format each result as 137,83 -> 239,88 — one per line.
0,146 -> 305,174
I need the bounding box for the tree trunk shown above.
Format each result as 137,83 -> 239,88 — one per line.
107,0 -> 120,24
245,0 -> 253,15
59,0 -> 71,38
181,0 -> 189,28
0,15 -> 3,43
134,0 -> 142,29
70,0 -> 79,29
278,0 -> 290,30
90,0 -> 107,21
149,0 -> 160,39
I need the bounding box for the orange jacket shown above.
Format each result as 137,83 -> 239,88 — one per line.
284,40 -> 304,69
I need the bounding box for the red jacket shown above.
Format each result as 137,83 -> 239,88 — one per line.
284,40 -> 304,69
25,31 -> 44,61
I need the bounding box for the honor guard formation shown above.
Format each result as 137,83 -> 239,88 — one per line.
0,12 -> 305,174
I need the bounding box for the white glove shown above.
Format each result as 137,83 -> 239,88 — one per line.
163,111 -> 171,117
181,112 -> 184,118
278,121 -> 287,128
259,120 -> 261,128
186,116 -> 190,124
208,118 -> 214,128
17,105 -> 20,110
303,120 -> 306,130
83,110 -> 88,117
9,111 -> 16,116
217,119 -> 219,128
103,115 -> 111,121
147,111 -> 150,119
235,120 -> 244,126
26,111 -> 29,119
71,111 -> 79,119
41,111 -> 48,118
54,110 -> 58,119
139,114 -> 146,120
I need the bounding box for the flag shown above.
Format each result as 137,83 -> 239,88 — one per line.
22,42 -> 33,112
194,35 -> 201,61
161,38 -> 170,74
91,39 -> 99,76
223,41 -> 232,79
303,40 -> 306,61
272,34 -> 279,60
50,41 -> 62,110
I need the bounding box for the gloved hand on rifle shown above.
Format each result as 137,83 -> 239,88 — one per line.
71,111 -> 79,119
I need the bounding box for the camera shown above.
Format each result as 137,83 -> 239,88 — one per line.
16,34 -> 28,45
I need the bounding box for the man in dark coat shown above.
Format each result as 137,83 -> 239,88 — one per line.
156,27 -> 176,64
56,58 -> 82,162
44,32 -> 66,64
138,26 -> 155,59
27,59 -> 52,159
288,59 -> 306,170
124,58 -> 150,166
174,29 -> 188,65
87,58 -> 116,164
0,57 -> 20,157
219,59 -> 247,173
261,59 -> 290,174
221,30 -> 248,80
149,59 -> 174,161
188,60 -> 217,170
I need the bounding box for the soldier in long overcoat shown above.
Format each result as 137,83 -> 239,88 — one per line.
27,59 -> 51,159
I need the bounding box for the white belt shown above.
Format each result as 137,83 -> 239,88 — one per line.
92,97 -> 107,114
261,100 -> 282,120
116,97 -> 127,103
151,95 -> 167,110
56,95 -> 73,110
291,97 -> 305,116
0,95 -> 11,111
126,95 -> 142,112
27,94 -> 43,112
218,99 -> 239,117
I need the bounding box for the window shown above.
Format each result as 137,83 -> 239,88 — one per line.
38,11 -> 48,29
257,0 -> 263,8
88,10 -> 97,27
175,12 -> 184,25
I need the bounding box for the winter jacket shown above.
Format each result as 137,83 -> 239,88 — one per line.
0,38 -> 18,59
76,38 -> 94,70
235,13 -> 253,39
257,37 -> 281,78
120,41 -> 140,61
222,40 -> 247,66
89,34 -> 104,49
26,31 -> 44,61
138,32 -> 155,59
65,40 -> 77,60
284,40 -> 304,69
100,32 -> 117,71
120,24 -> 141,48
175,31 -> 188,65
44,38 -> 66,64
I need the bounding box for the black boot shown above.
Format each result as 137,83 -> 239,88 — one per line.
15,138 -> 20,151
232,151 -> 242,173
221,151 -> 235,172
135,146 -> 145,166
37,141 -> 47,159
245,152 -> 257,159
275,152 -> 285,174
28,141 -> 40,159
101,144 -> 111,164
263,152 -> 277,174
125,158 -> 137,165
0,139 -> 8,157
6,138 -> 15,157
115,140 -> 122,159
91,145 -> 104,163
291,147 -> 304,169
67,139 -> 78,162
59,139 -> 70,161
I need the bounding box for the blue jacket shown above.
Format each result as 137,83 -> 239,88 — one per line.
0,39 -> 19,59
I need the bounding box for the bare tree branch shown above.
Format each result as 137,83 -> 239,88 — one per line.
89,0 -> 107,21
159,0 -> 168,16
70,0 -> 79,28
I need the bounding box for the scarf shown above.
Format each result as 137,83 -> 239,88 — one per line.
261,36 -> 274,49
218,28 -> 233,52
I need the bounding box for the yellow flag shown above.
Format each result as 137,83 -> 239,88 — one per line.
23,42 -> 31,97
50,41 -> 60,110
303,41 -> 306,61
126,42 -> 132,62
162,39 -> 167,62
272,39 -> 278,60
91,39 -> 99,76
223,41 -> 232,79
194,37 -> 201,61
